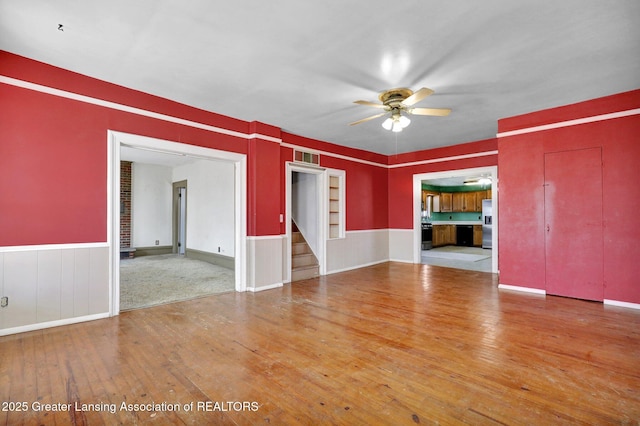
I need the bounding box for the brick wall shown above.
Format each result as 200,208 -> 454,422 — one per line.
120,161 -> 133,258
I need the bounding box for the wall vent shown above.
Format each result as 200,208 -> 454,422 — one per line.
294,150 -> 320,166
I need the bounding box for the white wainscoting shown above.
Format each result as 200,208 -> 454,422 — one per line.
388,229 -> 415,263
0,244 -> 110,336
326,229 -> 390,274
246,236 -> 284,292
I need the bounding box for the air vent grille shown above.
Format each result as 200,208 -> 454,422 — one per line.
294,150 -> 320,166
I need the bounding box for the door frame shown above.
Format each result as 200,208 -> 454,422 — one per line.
107,131 -> 247,315
285,162 -> 327,283
412,166 -> 499,273
172,180 -> 188,255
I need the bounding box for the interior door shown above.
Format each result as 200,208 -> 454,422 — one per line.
544,147 -> 603,301
178,187 -> 186,255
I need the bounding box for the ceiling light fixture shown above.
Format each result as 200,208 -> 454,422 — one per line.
464,176 -> 492,186
350,87 -> 450,132
381,110 -> 411,132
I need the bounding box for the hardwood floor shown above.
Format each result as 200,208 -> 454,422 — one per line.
2,262 -> 639,425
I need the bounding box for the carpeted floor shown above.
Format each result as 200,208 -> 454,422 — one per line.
120,254 -> 235,311
421,246 -> 493,272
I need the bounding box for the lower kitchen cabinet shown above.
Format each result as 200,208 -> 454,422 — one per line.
433,225 -> 457,247
473,225 -> 483,247
433,224 -> 483,247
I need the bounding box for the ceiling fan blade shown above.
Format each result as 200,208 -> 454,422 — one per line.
407,107 -> 451,116
400,87 -> 434,106
349,112 -> 386,126
353,100 -> 386,109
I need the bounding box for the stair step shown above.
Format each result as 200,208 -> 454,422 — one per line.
292,242 -> 312,255
292,253 -> 318,268
291,265 -> 319,282
291,231 -> 305,243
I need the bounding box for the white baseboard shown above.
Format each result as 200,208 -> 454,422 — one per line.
326,259 -> 389,275
498,284 -> 546,295
604,299 -> 640,310
389,258 -> 414,264
0,312 -> 110,336
247,282 -> 283,292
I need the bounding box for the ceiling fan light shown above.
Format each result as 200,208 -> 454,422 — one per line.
392,121 -> 403,132
381,117 -> 393,130
398,115 -> 411,128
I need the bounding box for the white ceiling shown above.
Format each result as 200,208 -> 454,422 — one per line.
120,145 -> 200,167
1,1 -> 639,155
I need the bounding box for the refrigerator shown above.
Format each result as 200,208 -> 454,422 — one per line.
482,199 -> 492,249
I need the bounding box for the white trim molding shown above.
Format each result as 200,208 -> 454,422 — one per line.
412,166 -> 499,273
108,131 -> 248,317
0,242 -> 108,253
0,75 -> 277,142
326,259 -> 390,275
604,299 -> 640,310
387,150 -> 498,169
496,108 -> 640,138
498,284 -> 547,295
0,313 -> 110,337
246,282 -> 284,293
2,74 -> 498,171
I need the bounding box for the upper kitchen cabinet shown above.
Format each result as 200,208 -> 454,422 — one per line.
464,192 -> 477,212
440,193 -> 453,212
475,189 -> 492,211
452,191 -> 480,212
439,189 -> 492,213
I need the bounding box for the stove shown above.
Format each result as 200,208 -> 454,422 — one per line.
421,223 -> 432,250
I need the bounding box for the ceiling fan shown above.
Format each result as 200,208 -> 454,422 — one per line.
349,87 -> 451,132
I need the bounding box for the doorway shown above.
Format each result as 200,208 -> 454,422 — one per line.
108,131 -> 247,315
412,166 -> 499,273
285,163 -> 326,282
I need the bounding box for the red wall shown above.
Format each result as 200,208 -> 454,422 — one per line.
0,51 -> 393,245
498,90 -> 640,303
282,133 -> 389,231
387,139 -> 498,229
0,52 -> 253,246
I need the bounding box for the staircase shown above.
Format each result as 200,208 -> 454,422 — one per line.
291,222 -> 319,282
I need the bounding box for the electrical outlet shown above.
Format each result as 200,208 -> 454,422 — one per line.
155,240 -> 159,245
1,296 -> 8,308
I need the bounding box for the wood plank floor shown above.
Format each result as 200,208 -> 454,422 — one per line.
2,262 -> 639,425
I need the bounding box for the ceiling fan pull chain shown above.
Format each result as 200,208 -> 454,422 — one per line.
395,132 -> 398,156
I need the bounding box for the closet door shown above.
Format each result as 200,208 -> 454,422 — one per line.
544,147 -> 603,301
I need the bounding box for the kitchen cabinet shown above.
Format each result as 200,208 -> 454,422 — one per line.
433,225 -> 457,247
475,192 -> 485,212
452,191 -> 479,212
452,193 -> 463,212
475,189 -> 491,211
464,192 -> 477,212
440,193 -> 453,212
473,225 -> 483,247
440,190 -> 491,213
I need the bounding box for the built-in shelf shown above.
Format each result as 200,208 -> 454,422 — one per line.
329,175 -> 341,239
